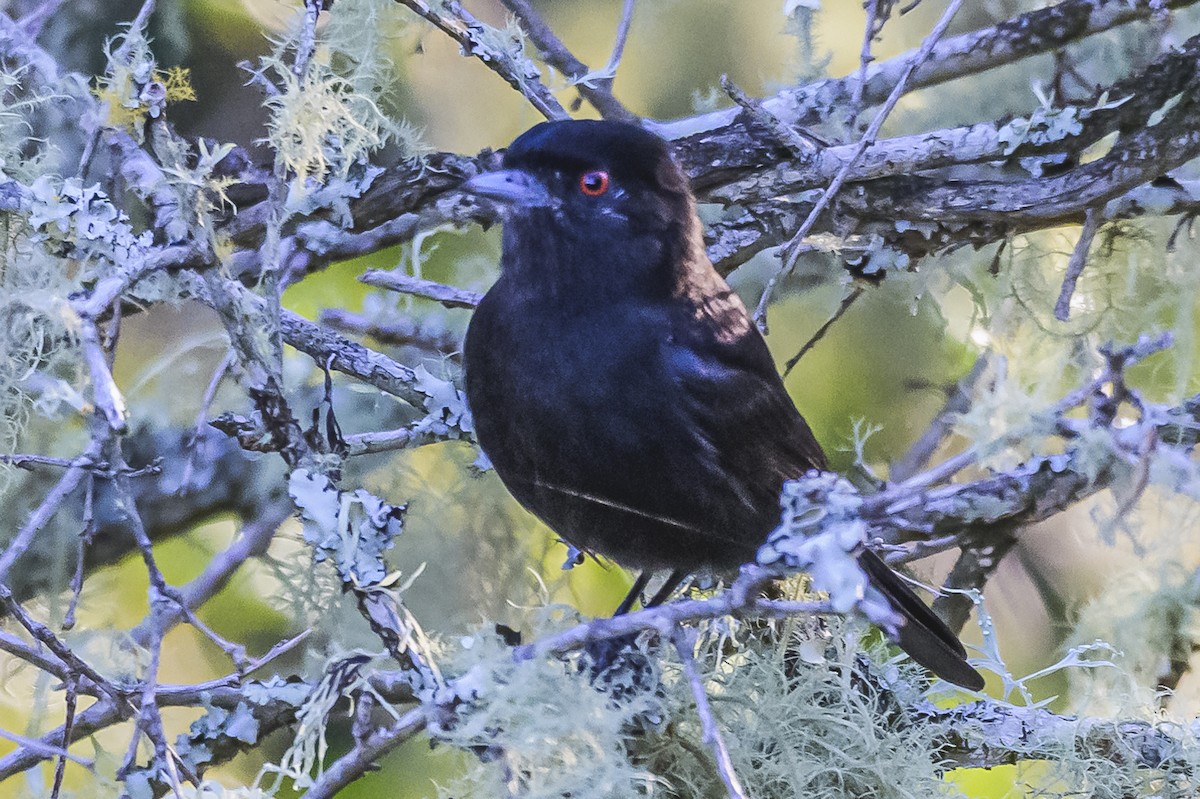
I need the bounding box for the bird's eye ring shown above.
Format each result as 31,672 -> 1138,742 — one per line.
579,170 -> 610,197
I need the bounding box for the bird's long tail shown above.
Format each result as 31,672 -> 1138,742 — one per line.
858,549 -> 985,690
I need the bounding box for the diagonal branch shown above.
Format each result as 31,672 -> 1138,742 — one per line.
753,0 -> 964,327
394,0 -> 568,120
499,0 -> 636,121
665,0 -> 1200,141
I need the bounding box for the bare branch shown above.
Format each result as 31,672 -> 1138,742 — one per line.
319,308 -> 459,354
360,270 -> 483,309
0,587 -> 125,703
127,502 -> 292,649
0,443 -> 97,585
781,285 -> 864,377
300,706 -> 428,799
394,0 -> 568,120
499,0 -> 635,120
665,0 -> 1200,140
603,0 -> 636,80
890,353 -> 992,483
753,0 -> 963,328
672,626 -> 749,799
1054,207 -> 1105,321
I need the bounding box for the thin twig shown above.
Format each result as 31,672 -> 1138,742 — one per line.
108,459 -> 238,790
116,600 -> 181,792
178,351 -> 235,490
0,629 -> 73,680
50,679 -> 81,798
320,308 -> 459,354
851,0 -> 883,116
63,474 -> 96,631
0,452 -> 159,477
0,587 -> 125,702
1054,207 -> 1104,321
0,442 -> 97,584
299,706 -> 429,799
672,626 -> 748,799
0,700 -> 128,780
499,0 -> 635,120
395,0 -> 568,120
753,0 -> 965,330
0,631 -> 311,781
889,353 -> 992,482
0,725 -> 93,771
782,285 -> 865,377
603,0 -> 636,78
153,629 -> 314,701
360,269 -> 483,308
111,460 -> 249,669
127,502 -> 291,650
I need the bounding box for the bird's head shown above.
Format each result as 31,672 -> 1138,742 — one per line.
463,120 -> 706,300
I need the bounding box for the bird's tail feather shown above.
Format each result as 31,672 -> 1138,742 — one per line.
858,549 -> 985,690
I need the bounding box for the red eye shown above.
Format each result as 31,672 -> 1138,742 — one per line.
579,170 -> 610,196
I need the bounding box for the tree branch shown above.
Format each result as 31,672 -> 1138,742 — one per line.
500,0 -> 636,121
393,0 -> 568,120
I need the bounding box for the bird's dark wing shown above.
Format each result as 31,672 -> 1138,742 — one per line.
669,307 -> 826,514
672,305 -> 983,689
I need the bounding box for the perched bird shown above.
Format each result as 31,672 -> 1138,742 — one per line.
462,119 -> 983,690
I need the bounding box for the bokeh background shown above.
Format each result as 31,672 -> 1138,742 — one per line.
4,0 -> 1200,796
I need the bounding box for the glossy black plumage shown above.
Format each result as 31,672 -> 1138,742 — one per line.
462,120 -> 982,690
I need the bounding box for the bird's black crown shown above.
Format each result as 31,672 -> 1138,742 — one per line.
503,119 -> 676,190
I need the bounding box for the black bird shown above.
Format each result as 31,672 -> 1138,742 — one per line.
462,120 -> 983,690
